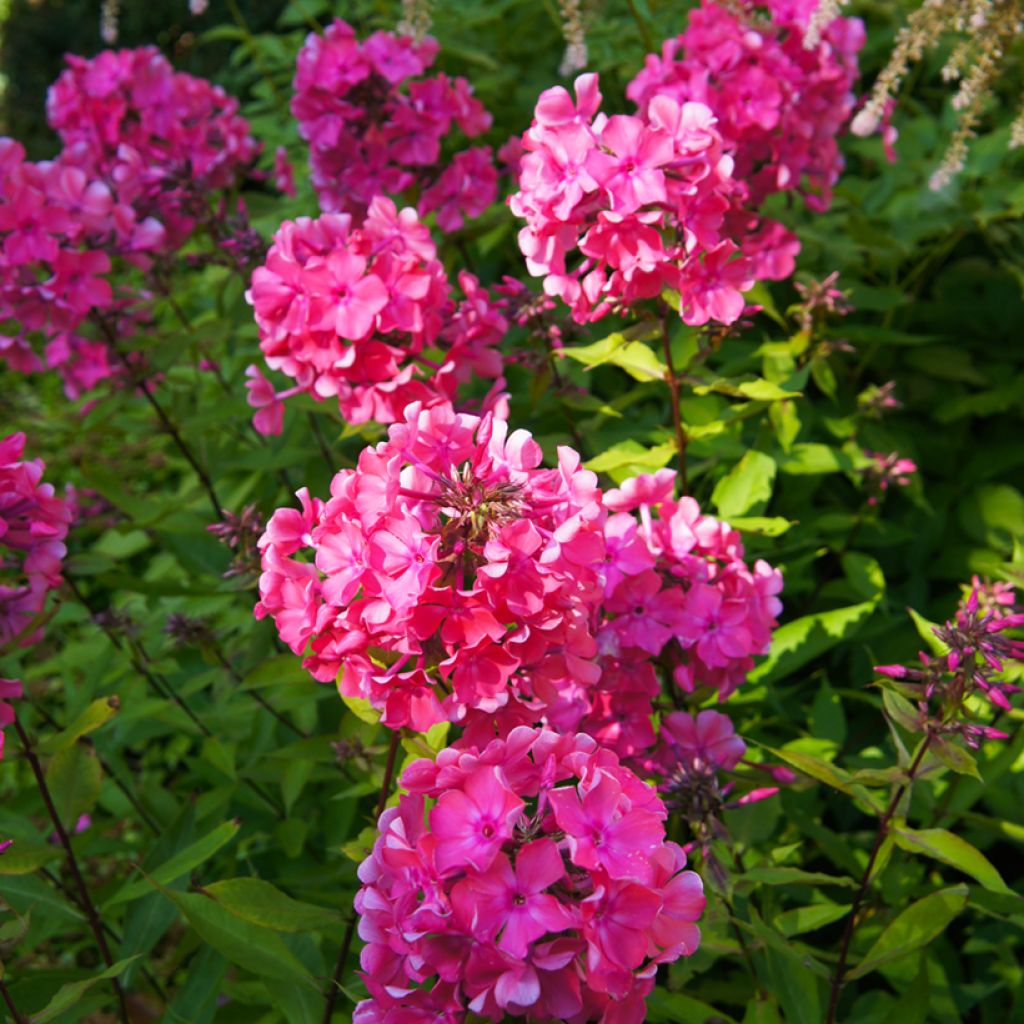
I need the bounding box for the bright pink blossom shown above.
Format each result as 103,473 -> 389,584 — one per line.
355,727 -> 704,1023
247,202 -> 506,428
292,20 -> 495,223
0,433 -> 74,648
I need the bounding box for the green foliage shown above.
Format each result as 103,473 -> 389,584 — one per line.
1,0 -> 1023,1022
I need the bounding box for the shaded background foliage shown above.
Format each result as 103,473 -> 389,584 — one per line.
0,1 -> 1022,1023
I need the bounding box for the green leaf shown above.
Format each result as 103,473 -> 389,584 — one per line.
892,825 -> 1013,895
762,747 -> 876,810
341,826 -> 378,862
39,697 -> 120,754
0,843 -> 62,876
737,866 -> 857,889
749,602 -> 876,685
774,902 -> 851,937
157,885 -> 316,986
928,735 -> 981,780
841,552 -> 885,602
107,820 -> 241,907
728,516 -> 795,537
881,687 -> 921,734
846,885 -> 969,980
45,744 -> 102,832
646,988 -> 740,1023
713,451 -> 777,518
30,956 -> 140,1023
560,331 -> 667,382
202,877 -> 343,933
907,607 -> 950,656
341,694 -> 382,725
777,443 -> 856,475
585,439 -> 677,478
692,377 -> 801,401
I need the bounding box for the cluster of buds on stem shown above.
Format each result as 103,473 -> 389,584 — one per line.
876,582 -> 1023,748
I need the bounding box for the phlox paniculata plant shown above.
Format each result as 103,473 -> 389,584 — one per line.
245,200 -> 507,431
255,404 -> 782,754
0,432 -> 74,650
47,46 -> 261,249
292,19 -> 497,228
510,0 -> 863,327
354,727 -> 705,1024
0,47 -> 268,398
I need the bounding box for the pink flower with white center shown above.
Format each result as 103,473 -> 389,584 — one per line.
603,570 -> 686,656
593,115 -> 674,214
355,727 -> 703,1024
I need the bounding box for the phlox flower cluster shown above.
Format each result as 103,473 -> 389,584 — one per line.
47,46 -> 261,250
292,20 -> 496,227
256,418 -> 782,745
577,469 -> 782,762
0,677 -> 20,762
246,199 -> 505,430
255,402 -> 606,733
2,48 -> 265,398
354,727 -> 705,1024
627,0 -> 864,215
0,138 -> 164,396
651,709 -> 787,885
511,72 -> 762,327
0,433 -> 74,649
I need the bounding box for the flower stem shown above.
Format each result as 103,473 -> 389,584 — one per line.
93,313 -> 223,520
322,730 -> 403,1022
0,979 -> 26,1023
13,715 -> 131,1024
661,312 -> 689,493
825,734 -> 933,1024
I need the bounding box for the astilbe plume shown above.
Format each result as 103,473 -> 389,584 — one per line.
354,726 -> 705,1024
627,0 -> 864,218
47,46 -> 261,250
255,401 -> 605,733
0,433 -> 74,649
292,19 -> 496,226
0,138 -> 165,396
246,199 -> 505,430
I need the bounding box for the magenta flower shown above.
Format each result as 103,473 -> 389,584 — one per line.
430,766 -> 525,875
454,839 -> 576,956
548,770 -> 664,881
355,727 -> 703,1024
